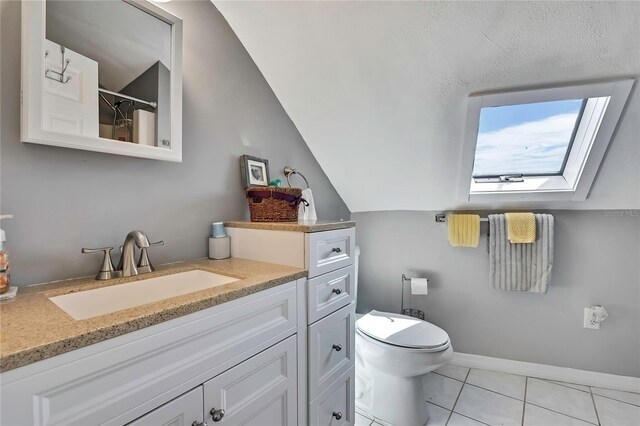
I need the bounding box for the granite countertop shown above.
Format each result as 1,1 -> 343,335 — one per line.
224,219 -> 355,233
0,258 -> 306,372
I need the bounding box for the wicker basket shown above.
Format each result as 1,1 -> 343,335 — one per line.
246,187 -> 304,222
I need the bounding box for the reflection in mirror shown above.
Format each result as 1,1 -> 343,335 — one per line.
45,0 -> 171,148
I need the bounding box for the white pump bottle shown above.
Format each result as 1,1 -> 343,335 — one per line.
0,215 -> 14,294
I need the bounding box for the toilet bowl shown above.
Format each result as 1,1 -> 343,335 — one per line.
353,247 -> 453,425
355,310 -> 453,425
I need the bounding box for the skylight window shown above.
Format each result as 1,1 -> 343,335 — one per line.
459,80 -> 634,202
472,99 -> 585,177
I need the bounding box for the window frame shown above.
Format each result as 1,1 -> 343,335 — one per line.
458,79 -> 635,202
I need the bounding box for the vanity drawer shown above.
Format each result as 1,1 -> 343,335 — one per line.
308,302 -> 355,399
308,366 -> 355,426
307,264 -> 355,325
305,228 -> 356,278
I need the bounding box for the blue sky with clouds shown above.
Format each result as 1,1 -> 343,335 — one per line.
473,99 -> 583,176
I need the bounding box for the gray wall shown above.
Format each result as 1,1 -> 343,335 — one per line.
0,0 -> 350,286
353,210 -> 640,377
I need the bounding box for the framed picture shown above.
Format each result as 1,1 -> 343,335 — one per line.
240,155 -> 270,188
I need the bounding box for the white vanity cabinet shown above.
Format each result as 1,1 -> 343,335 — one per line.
0,281 -> 299,426
226,225 -> 357,426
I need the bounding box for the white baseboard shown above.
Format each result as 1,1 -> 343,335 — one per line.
451,352 -> 640,394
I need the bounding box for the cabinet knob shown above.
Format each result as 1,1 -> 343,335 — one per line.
210,408 -> 225,422
332,411 -> 343,420
331,247 -> 342,254
332,344 -> 342,352
332,288 -> 342,295
192,422 -> 208,426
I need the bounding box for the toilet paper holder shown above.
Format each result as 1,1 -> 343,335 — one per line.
401,274 -> 426,320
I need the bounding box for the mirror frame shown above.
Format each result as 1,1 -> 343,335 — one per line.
21,0 -> 183,162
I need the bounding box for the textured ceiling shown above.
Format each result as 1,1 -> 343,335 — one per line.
215,1 -> 639,212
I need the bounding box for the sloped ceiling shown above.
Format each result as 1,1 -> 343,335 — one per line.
215,1 -> 639,212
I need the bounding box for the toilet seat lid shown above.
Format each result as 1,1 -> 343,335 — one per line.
356,310 -> 449,349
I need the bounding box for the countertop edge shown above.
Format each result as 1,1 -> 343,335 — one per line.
224,220 -> 355,233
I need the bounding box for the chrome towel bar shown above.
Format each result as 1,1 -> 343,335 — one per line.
435,213 -> 489,223
283,166 -> 310,189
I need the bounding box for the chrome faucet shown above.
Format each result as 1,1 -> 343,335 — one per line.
82,230 -> 164,280
117,230 -> 150,277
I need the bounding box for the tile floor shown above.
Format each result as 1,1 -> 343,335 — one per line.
355,364 -> 640,426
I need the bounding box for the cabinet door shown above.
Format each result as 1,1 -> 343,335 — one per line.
308,303 -> 356,399
127,386 -> 203,426
203,336 -> 297,426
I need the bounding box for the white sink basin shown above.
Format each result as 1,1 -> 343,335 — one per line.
50,270 -> 239,320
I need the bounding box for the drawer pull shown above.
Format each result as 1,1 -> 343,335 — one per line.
331,247 -> 342,254
332,288 -> 342,295
210,408 -> 225,422
332,344 -> 343,352
332,411 -> 343,420
192,422 -> 208,426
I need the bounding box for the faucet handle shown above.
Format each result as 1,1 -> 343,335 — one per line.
137,241 -> 164,273
82,247 -> 113,254
82,247 -> 119,280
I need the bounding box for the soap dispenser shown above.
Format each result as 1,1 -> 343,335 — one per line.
0,215 -> 14,294
209,222 -> 231,260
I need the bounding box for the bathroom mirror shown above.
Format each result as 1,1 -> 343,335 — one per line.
21,0 -> 183,162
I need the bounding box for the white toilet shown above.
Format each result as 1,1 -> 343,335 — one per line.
354,248 -> 453,426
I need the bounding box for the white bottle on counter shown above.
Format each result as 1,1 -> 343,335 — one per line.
0,215 -> 14,294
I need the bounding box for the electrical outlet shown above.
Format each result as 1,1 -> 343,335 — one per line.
584,308 -> 600,329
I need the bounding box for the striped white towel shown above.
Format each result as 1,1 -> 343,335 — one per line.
489,214 -> 554,293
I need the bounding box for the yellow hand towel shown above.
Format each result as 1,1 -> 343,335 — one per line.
505,212 -> 536,243
447,214 -> 480,248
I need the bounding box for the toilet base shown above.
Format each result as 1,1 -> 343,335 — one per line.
356,369 -> 430,426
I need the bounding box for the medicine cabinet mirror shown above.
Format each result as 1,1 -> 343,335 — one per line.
21,0 -> 183,161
